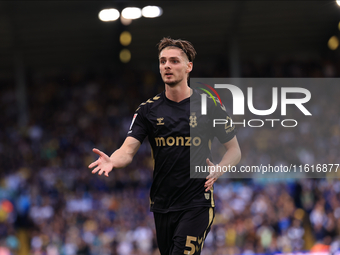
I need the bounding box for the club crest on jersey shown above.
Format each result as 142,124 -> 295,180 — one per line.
189,112 -> 197,128
157,117 -> 164,125
204,193 -> 210,200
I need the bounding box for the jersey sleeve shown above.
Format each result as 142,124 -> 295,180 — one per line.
127,105 -> 149,143
211,101 -> 236,144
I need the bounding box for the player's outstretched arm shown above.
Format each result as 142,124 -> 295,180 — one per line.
204,136 -> 241,191
88,136 -> 141,177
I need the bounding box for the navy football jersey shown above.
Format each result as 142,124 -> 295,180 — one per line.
127,89 -> 235,213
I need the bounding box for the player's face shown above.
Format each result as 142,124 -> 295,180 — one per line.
159,47 -> 192,87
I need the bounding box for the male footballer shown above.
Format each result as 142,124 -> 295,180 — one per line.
89,37 -> 241,255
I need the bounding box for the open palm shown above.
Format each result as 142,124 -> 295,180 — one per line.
88,148 -> 114,177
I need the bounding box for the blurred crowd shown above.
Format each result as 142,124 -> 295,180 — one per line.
0,57 -> 340,255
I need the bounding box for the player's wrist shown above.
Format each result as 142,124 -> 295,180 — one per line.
215,164 -> 224,178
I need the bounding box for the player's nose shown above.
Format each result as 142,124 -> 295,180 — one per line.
164,61 -> 171,69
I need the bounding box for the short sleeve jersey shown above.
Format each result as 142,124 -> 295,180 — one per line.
127,89 -> 236,213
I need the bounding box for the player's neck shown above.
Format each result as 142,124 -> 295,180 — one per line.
165,82 -> 191,103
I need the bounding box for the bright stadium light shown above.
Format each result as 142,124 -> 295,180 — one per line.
99,9 -> 120,22
328,36 -> 339,50
337,0 -> 340,6
120,49 -> 131,63
120,31 -> 132,46
142,6 -> 163,18
121,16 -> 132,26
122,7 -> 142,20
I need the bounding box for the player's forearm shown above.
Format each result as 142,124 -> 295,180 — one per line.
218,146 -> 241,170
109,148 -> 134,168
108,137 -> 141,169
204,144 -> 241,191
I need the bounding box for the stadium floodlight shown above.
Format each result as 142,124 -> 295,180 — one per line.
99,8 -> 120,22
122,7 -> 142,20
328,36 -> 339,50
120,49 -> 131,63
142,6 -> 163,18
121,16 -> 132,26
337,0 -> 340,6
120,31 -> 132,46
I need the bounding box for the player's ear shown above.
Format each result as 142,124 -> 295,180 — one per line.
186,62 -> 193,73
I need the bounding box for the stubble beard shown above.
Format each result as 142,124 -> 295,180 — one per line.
163,76 -> 184,87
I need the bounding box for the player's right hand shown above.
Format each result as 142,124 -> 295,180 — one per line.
88,148 -> 114,177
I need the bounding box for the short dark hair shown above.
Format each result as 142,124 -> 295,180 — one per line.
157,37 -> 196,62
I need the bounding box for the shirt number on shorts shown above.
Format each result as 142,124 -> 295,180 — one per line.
184,236 -> 197,255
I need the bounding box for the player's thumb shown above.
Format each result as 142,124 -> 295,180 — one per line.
206,158 -> 214,166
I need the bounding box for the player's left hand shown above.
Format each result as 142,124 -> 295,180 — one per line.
204,158 -> 223,192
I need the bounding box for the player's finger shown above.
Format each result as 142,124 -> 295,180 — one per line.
205,178 -> 216,186
205,179 -> 213,186
205,178 -> 212,184
92,166 -> 100,174
98,169 -> 104,176
92,148 -> 105,157
88,161 -> 98,169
